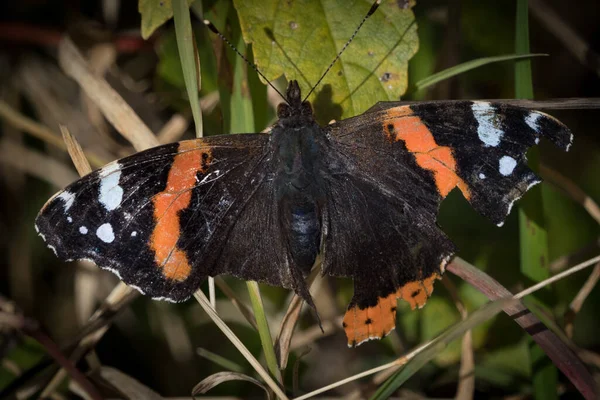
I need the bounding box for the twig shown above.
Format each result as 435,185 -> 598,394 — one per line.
368,97 -> 600,112
0,312 -> 102,400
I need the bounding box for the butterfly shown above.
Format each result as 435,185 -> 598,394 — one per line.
35,2 -> 573,347
35,78 -> 572,346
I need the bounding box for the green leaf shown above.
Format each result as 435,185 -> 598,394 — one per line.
233,0 -> 418,122
173,0 -> 203,137
415,53 -> 546,92
139,0 -> 194,40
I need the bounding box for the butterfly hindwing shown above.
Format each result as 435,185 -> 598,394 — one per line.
35,135 -> 273,301
325,101 -> 572,345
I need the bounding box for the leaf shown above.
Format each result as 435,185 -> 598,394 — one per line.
173,0 -> 203,137
233,0 -> 418,122
192,371 -> 272,399
139,0 -> 194,40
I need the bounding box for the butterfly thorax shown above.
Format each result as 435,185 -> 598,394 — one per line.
272,81 -> 325,274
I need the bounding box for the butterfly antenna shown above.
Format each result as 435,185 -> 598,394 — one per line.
203,19 -> 289,104
302,0 -> 381,102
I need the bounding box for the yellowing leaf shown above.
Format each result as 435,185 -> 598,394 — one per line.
233,0 -> 418,121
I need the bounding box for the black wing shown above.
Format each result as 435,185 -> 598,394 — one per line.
35,135 -> 305,302
322,101 -> 572,346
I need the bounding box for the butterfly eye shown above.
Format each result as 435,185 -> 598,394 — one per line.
277,103 -> 291,118
301,101 -> 313,116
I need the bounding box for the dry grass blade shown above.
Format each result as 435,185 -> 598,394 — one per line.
60,125 -> 92,175
192,371 -> 272,400
98,366 -> 165,400
214,277 -> 257,329
275,294 -> 303,369
58,36 -> 159,152
275,265 -> 321,369
0,100 -> 106,167
550,239 -> 600,273
193,290 -> 288,400
448,256 -> 599,400
157,114 -> 190,144
565,262 -> 600,338
540,164 -> 600,225
0,139 -> 79,187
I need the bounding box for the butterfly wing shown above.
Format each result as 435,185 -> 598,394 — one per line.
35,134 -> 300,302
324,101 -> 572,346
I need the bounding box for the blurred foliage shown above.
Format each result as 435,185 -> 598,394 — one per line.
0,0 -> 599,399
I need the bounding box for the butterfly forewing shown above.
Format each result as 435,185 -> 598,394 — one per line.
36,135 -> 273,301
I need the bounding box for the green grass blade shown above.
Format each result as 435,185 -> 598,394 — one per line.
229,14 -> 255,133
415,53 -> 546,92
173,0 -> 203,138
246,281 -> 282,383
515,1 -> 558,399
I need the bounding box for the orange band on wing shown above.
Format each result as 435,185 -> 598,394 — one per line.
149,140 -> 213,281
343,272 -> 441,347
384,107 -> 471,200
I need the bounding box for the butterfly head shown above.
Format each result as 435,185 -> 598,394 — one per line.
277,80 -> 313,122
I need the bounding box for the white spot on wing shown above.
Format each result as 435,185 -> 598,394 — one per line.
96,223 -> 115,243
99,165 -> 123,211
479,173 -> 486,179
79,226 -> 88,234
472,102 -> 504,147
499,156 -> 517,176
99,162 -> 120,177
131,231 -> 137,237
57,191 -> 75,211
67,216 -> 73,223
525,112 -> 542,132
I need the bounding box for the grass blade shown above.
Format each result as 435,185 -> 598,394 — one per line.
246,281 -> 282,383
415,53 -> 546,91
173,0 -> 203,138
514,2 -> 557,399
193,290 -> 287,399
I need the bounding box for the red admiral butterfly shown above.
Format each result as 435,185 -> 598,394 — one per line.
35,5 -> 573,347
